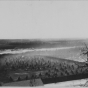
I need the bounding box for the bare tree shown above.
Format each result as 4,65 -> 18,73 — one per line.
80,43 -> 88,63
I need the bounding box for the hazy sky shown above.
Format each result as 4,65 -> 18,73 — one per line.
0,1 -> 88,39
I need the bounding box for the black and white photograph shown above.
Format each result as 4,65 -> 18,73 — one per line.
0,0 -> 88,87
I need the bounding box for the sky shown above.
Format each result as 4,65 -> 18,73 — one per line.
0,1 -> 88,39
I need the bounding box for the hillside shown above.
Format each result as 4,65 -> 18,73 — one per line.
0,54 -> 88,83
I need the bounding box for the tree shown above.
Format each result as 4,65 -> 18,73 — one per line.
17,77 -> 21,81
80,43 -> 88,63
9,76 -> 14,82
0,82 -> 3,86
29,79 -> 36,86
25,75 -> 29,80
